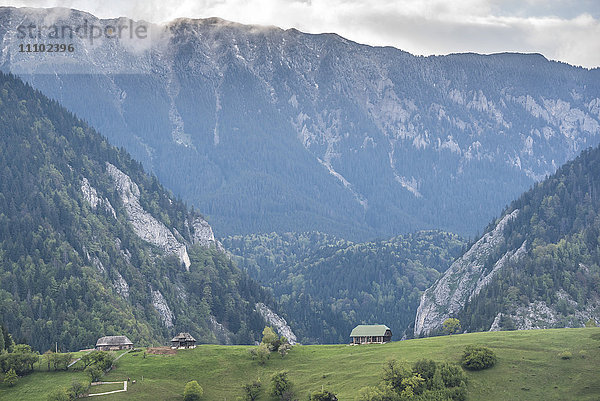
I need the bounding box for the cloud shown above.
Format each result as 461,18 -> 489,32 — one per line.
7,0 -> 600,67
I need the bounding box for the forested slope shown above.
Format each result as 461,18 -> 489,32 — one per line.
224,231 -> 465,343
0,72 -> 274,351
416,145 -> 600,335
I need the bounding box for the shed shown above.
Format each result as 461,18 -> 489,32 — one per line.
96,336 -> 134,351
171,332 -> 196,349
350,325 -> 392,344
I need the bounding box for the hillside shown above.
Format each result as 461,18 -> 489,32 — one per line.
0,71 -> 280,351
415,144 -> 600,336
223,231 -> 465,343
2,7 -> 600,239
1,328 -> 599,400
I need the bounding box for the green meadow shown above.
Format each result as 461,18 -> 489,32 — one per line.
1,328 -> 599,400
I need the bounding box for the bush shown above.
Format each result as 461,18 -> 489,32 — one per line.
4,368 -> 18,387
68,379 -> 87,398
585,318 -> 597,327
270,371 -> 293,400
249,343 -> 271,365
558,351 -> 572,360
309,389 -> 338,400
85,365 -> 103,382
184,380 -> 203,401
46,387 -> 70,401
461,346 -> 497,370
242,379 -> 262,401
439,362 -> 467,388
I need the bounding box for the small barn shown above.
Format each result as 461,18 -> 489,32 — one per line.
350,325 -> 392,344
96,336 -> 134,351
171,332 -> 196,349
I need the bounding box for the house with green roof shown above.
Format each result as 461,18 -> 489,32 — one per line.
350,324 -> 392,344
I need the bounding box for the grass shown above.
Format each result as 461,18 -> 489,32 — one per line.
1,328 -> 599,400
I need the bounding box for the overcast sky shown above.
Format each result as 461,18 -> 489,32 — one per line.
4,0 -> 600,68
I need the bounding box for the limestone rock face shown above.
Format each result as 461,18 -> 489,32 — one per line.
151,289 -> 174,328
414,209 -> 523,336
106,162 -> 191,269
81,177 -> 116,218
255,302 -> 298,345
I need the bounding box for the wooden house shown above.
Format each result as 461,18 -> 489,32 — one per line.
350,325 -> 392,344
171,332 -> 196,349
96,335 -> 134,351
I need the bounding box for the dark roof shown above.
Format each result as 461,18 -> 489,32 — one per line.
171,332 -> 196,342
96,335 -> 133,346
350,325 -> 391,337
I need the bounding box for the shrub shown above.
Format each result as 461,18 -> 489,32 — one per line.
183,380 -> 204,401
309,389 -> 338,400
585,318 -> 597,327
414,359 -> 437,382
558,351 -> 572,360
270,371 -> 293,400
69,379 -> 87,398
439,362 -> 467,388
4,368 -> 18,387
85,365 -> 103,382
461,346 -> 497,370
250,343 -> 271,365
242,379 -> 262,401
46,387 -> 70,401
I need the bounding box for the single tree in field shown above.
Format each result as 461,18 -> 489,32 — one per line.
442,318 -> 461,335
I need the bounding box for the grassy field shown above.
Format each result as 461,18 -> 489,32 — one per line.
1,328 -> 599,400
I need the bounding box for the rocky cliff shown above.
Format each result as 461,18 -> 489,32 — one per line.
414,210 -> 524,336
416,145 -> 600,336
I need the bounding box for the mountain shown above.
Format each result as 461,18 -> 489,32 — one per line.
0,71 -> 292,352
415,144 -> 600,336
223,231 -> 465,343
2,8 -> 600,240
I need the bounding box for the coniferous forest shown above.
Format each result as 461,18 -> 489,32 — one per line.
0,72 -> 273,352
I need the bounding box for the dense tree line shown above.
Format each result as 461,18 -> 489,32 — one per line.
223,231 -> 465,343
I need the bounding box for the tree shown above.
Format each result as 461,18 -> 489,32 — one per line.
183,380 -> 203,401
270,371 -> 293,400
442,318 -> 461,335
261,327 -> 280,351
242,379 -> 262,401
309,389 -> 338,401
0,326 -> 4,352
4,368 -> 18,387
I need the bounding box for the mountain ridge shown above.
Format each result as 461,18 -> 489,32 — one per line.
2,7 -> 599,240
